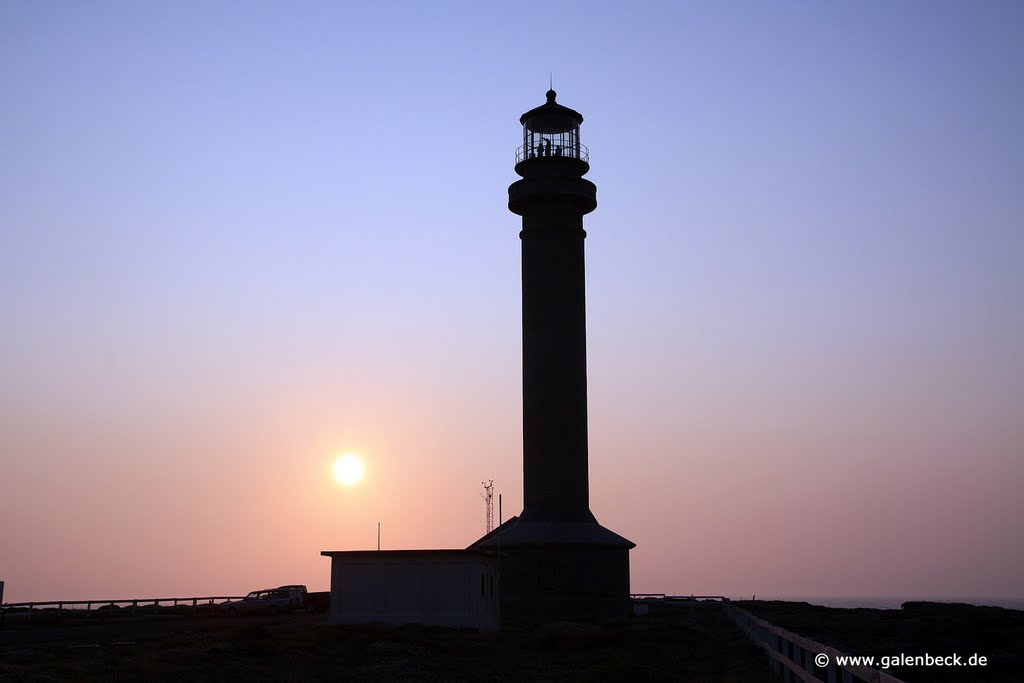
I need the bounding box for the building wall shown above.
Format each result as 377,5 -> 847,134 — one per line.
497,545 -> 631,619
323,551 -> 499,631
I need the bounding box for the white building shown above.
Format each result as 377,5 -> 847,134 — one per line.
320,549 -> 499,631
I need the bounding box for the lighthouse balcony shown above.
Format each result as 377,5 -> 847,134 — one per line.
516,142 -> 589,164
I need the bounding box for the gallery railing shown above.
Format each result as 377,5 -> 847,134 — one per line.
516,142 -> 589,164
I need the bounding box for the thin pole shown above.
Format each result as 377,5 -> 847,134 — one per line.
377,522 -> 380,551
499,494 -> 502,526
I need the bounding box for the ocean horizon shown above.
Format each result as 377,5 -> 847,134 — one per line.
759,596 -> 1024,610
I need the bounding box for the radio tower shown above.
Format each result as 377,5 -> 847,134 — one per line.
481,480 -> 494,533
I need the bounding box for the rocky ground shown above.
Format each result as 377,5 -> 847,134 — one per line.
0,605 -> 769,681
4,600 -> 1019,681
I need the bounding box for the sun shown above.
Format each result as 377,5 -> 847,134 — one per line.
332,453 -> 365,486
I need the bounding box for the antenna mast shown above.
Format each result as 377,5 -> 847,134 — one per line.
481,480 -> 494,533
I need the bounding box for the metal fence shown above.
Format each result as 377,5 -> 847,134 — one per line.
1,595 -> 243,623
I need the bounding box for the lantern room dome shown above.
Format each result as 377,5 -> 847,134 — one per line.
519,89 -> 584,133
516,90 -> 588,167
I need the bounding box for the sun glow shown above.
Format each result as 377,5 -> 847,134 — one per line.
332,453 -> 365,486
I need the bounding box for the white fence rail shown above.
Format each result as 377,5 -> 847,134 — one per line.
724,602 -> 905,683
1,595 -> 243,623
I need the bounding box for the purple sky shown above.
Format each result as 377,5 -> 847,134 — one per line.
1,1 -> 1022,603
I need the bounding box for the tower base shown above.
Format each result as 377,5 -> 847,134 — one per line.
469,518 -> 634,620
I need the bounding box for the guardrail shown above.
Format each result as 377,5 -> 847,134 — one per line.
629,594 -> 729,617
515,142 -> 589,164
631,594 -> 729,608
631,594 -> 729,602
724,602 -> 905,683
1,596 -> 243,623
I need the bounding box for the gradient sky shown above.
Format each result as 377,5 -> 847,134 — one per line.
2,1 -> 1022,604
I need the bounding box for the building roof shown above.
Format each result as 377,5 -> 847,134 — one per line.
520,90 -> 584,132
467,516 -> 635,550
320,548 -> 491,559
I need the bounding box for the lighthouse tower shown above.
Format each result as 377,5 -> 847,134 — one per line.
471,90 -> 634,618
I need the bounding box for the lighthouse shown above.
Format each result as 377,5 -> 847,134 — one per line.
470,90 -> 634,618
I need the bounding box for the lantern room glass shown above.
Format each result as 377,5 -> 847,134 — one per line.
522,122 -> 582,161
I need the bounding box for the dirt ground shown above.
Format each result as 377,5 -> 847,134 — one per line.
0,604 -> 771,681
